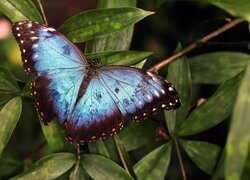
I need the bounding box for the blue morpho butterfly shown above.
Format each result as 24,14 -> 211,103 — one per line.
12,21 -> 181,144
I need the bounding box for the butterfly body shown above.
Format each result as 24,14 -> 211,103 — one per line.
12,21 -> 180,144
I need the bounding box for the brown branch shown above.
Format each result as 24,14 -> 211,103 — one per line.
0,91 -> 23,95
37,0 -> 48,25
114,135 -> 130,175
70,144 -> 81,180
174,139 -> 187,180
148,18 -> 245,73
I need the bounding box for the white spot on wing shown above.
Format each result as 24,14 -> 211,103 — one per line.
152,108 -> 157,111
20,40 -> 24,44
32,44 -> 38,48
17,33 -> 21,37
169,102 -> 173,106
16,27 -> 20,30
24,59 -> 28,63
22,49 -> 26,53
27,23 -> 32,28
162,104 -> 166,108
147,72 -> 153,77
168,87 -> 173,91
161,89 -> 165,94
30,36 -> 38,40
18,22 -> 23,25
48,28 -> 56,32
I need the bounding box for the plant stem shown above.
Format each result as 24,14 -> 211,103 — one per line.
70,144 -> 81,180
0,91 -> 23,95
148,18 -> 245,73
114,135 -> 130,175
37,0 -> 48,25
174,139 -> 187,180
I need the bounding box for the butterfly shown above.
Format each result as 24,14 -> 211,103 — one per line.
12,21 -> 181,144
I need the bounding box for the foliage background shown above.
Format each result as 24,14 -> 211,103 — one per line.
0,0 -> 249,179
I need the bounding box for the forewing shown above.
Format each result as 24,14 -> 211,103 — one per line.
12,21 -> 87,123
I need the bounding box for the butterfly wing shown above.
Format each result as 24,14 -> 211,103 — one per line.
12,21 -> 88,123
97,66 -> 181,121
65,77 -> 124,143
66,66 -> 180,143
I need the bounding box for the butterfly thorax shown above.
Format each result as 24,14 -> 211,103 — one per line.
76,60 -> 99,102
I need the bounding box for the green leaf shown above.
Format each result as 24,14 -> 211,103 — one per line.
88,137 -> 122,164
134,142 -> 171,180
119,120 -> 157,151
40,119 -> 72,152
212,151 -> 226,180
180,139 -> 221,175
59,7 -> 154,43
82,154 -> 133,180
165,44 -> 192,136
225,65 -> 250,180
0,97 -> 22,155
69,163 -> 91,180
189,52 -> 250,84
88,140 -> 110,158
11,153 -> 75,179
241,150 -> 250,180
0,0 -> 42,23
85,0 -> 137,52
205,0 -> 250,22
0,68 -> 19,91
0,150 -> 21,177
85,51 -> 152,66
178,70 -> 244,136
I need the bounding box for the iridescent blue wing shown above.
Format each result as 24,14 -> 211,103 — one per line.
98,66 -> 180,121
12,21 -> 88,124
66,66 -> 180,143
65,77 -> 124,144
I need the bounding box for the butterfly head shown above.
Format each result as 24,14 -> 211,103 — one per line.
89,59 -> 99,68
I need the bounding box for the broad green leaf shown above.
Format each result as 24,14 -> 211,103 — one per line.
41,119 -> 71,152
241,150 -> 250,180
165,44 -> 191,136
205,0 -> 250,22
11,153 -> 75,179
88,140 -> 110,158
189,52 -> 250,84
134,142 -> 171,180
178,70 -> 244,136
0,150 -> 21,177
225,65 -> 250,180
0,97 -> 22,155
0,0 -> 42,23
59,7 -> 154,43
180,139 -> 221,175
85,51 -> 152,66
212,151 -> 226,180
85,0 -> 137,52
82,154 -> 133,180
0,68 -> 19,91
88,137 -> 121,164
119,120 -> 157,151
